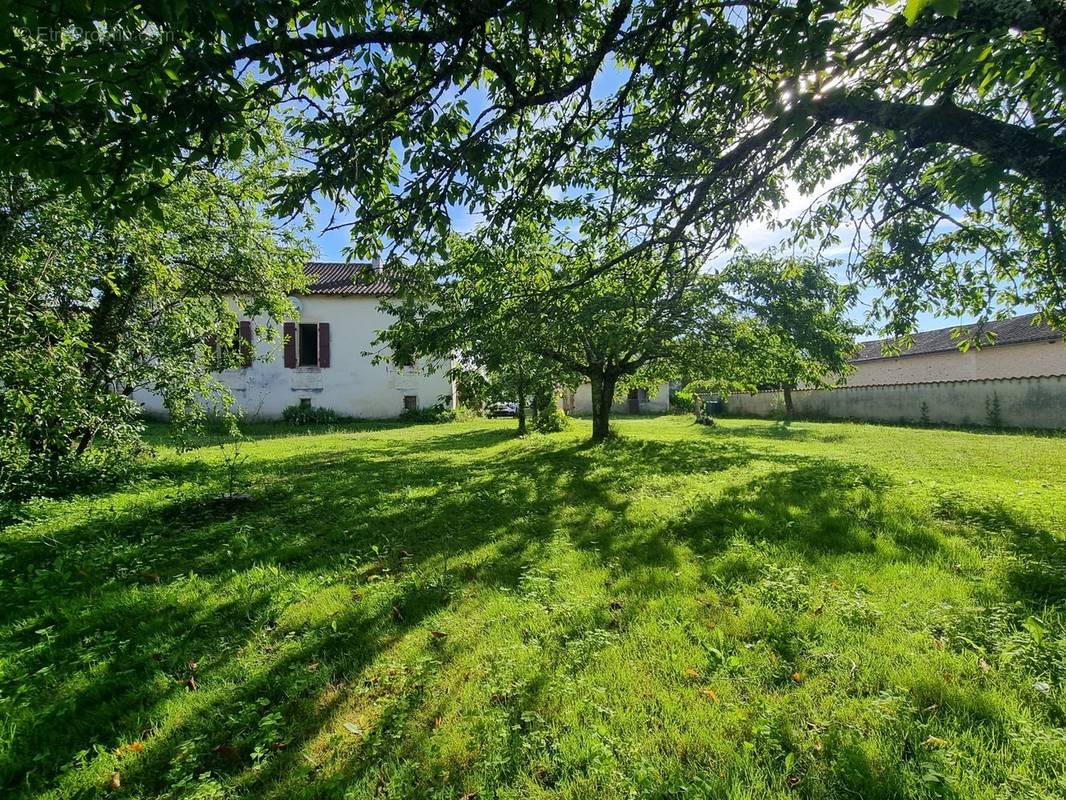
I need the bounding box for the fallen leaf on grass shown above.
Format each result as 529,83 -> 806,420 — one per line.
685,667 -> 701,679
791,672 -> 803,684
977,658 -> 992,674
343,722 -> 364,736
701,688 -> 719,703
117,740 -> 145,755
430,630 -> 448,639
922,736 -> 948,748
109,771 -> 121,790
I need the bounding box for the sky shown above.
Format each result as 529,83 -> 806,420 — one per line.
297,40 -> 1002,341
304,180 -> 988,341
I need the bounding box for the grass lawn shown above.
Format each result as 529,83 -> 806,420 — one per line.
2,416 -> 1065,799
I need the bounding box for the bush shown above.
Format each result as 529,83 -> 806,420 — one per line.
281,403 -> 339,426
400,403 -> 457,424
670,389 -> 696,414
532,403 -> 570,433
0,398 -> 146,501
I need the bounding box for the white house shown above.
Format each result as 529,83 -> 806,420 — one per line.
135,262 -> 455,420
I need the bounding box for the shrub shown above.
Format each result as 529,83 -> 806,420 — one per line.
670,389 -> 696,414
532,403 -> 570,433
281,403 -> 339,426
400,403 -> 457,424
0,402 -> 145,500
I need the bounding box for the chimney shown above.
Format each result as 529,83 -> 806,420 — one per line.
371,255 -> 382,273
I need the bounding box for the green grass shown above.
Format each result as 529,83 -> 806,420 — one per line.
2,416 -> 1066,799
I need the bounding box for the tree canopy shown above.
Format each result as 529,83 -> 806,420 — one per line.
378,224 -> 857,440
3,0 -> 1064,331
0,134 -> 311,497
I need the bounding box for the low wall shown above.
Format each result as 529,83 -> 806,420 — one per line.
727,375 -> 1066,430
567,382 -> 671,415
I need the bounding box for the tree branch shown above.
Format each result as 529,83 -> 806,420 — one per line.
810,91 -> 1066,198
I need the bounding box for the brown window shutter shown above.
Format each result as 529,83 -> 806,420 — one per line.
283,322 -> 297,368
238,321 -> 253,367
318,322 -> 330,368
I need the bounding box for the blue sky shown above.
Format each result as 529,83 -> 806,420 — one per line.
298,54 -> 996,339
304,188 -> 987,339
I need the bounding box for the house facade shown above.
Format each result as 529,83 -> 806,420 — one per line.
134,263 -> 455,420
846,313 -> 1066,386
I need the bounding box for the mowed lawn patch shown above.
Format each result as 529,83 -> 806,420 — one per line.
2,416 -> 1065,799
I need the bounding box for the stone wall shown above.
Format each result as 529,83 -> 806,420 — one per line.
728,375 -> 1066,430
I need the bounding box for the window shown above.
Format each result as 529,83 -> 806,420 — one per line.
299,398 -> 312,409
209,323 -> 251,370
403,395 -> 418,411
298,323 -> 318,366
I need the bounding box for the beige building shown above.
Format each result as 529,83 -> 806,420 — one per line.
847,313 -> 1066,386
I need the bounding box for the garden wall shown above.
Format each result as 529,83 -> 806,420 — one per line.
727,375 -> 1066,430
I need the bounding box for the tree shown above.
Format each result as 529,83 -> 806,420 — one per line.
715,253 -> 863,417
3,1 -> 1064,334
0,134 -> 311,497
380,224 -> 857,442
377,231 -> 577,436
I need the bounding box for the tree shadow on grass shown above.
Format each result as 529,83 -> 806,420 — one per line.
6,423 -> 1039,799
703,419 -> 850,444
931,493 -> 1066,606
675,459 -> 894,560
1,427 -> 767,796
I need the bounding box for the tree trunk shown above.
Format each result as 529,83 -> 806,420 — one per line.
782,384 -> 794,418
516,370 -> 527,435
589,372 -> 617,442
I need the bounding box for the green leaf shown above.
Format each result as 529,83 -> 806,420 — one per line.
903,0 -> 928,25
933,0 -> 959,17
931,0 -> 960,18
903,0 -> 956,23
1023,616 -> 1045,645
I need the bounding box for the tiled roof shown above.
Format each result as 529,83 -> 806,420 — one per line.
852,312 -> 1062,362
300,262 -> 394,296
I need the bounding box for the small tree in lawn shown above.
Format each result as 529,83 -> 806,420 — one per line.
715,253 -> 863,418
379,232 -> 575,436
380,224 -> 858,442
